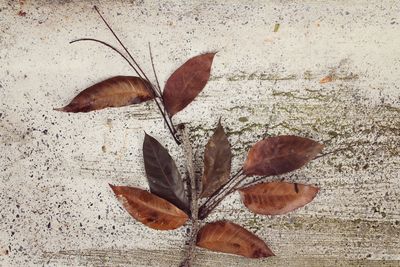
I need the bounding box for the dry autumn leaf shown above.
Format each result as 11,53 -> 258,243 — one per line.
109,185 -> 188,230
243,135 -> 323,176
196,221 -> 274,258
320,75 -> 333,84
239,181 -> 319,215
55,76 -> 154,112
201,121 -> 232,198
163,53 -> 216,117
143,133 -> 190,214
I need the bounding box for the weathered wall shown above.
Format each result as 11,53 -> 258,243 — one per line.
1,0 -> 399,266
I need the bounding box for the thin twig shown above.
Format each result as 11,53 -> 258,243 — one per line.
200,175 -> 245,220
238,175 -> 268,189
200,168 -> 243,210
94,5 -> 149,81
70,38 -> 181,145
70,38 -> 141,77
93,5 -> 180,144
199,168 -> 245,219
179,124 -> 199,267
149,42 -> 170,131
148,42 -> 162,97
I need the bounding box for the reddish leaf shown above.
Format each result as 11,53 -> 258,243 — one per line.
55,76 -> 154,112
163,53 -> 216,117
243,135 -> 323,176
143,133 -> 189,214
201,121 -> 232,198
196,221 -> 274,258
239,181 -> 319,215
110,185 -> 188,230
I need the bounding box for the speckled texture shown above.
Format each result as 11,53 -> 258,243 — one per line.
1,0 -> 399,266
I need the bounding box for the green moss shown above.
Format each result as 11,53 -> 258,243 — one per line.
222,72 -> 297,82
188,82 -> 399,172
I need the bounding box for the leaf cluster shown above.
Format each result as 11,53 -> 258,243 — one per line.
56,6 -> 324,263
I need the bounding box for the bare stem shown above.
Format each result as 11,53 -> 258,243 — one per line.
199,168 -> 245,219
201,168 -> 243,209
179,124 -> 199,267
94,5 -> 149,81
148,42 -> 178,135
238,175 -> 268,189
148,42 -> 162,97
92,6 -> 180,144
70,38 -> 140,77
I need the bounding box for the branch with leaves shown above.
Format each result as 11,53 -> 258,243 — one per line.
55,6 -> 325,267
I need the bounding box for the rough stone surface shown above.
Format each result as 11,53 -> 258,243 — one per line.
1,0 -> 399,266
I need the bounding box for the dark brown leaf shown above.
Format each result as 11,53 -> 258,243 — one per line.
143,133 -> 189,214
55,76 -> 154,112
243,135 -> 323,176
109,185 -> 188,230
239,181 -> 319,215
196,221 -> 274,258
163,53 -> 216,117
201,121 -> 232,198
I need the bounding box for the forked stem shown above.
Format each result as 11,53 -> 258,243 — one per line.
89,6 -> 181,144
70,38 -> 180,145
199,168 -> 245,219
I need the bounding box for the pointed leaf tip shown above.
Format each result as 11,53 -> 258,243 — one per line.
57,76 -> 154,113
110,185 -> 188,230
163,52 -> 216,116
243,135 -> 323,176
196,221 -> 274,258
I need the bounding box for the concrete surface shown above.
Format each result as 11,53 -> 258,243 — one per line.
1,0 -> 399,266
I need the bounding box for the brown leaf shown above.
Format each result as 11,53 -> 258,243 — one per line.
109,185 -> 188,230
243,135 -> 323,176
143,133 -> 189,214
320,75 -> 333,84
55,76 -> 154,112
201,121 -> 232,198
239,181 -> 319,215
196,221 -> 274,258
163,53 -> 216,117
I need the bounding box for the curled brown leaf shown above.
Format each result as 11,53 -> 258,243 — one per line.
163,53 -> 216,117
196,221 -> 274,258
110,185 -> 188,230
55,76 -> 154,112
243,135 -> 323,176
239,181 -> 319,215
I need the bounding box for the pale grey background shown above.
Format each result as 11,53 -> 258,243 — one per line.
1,0 -> 399,266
